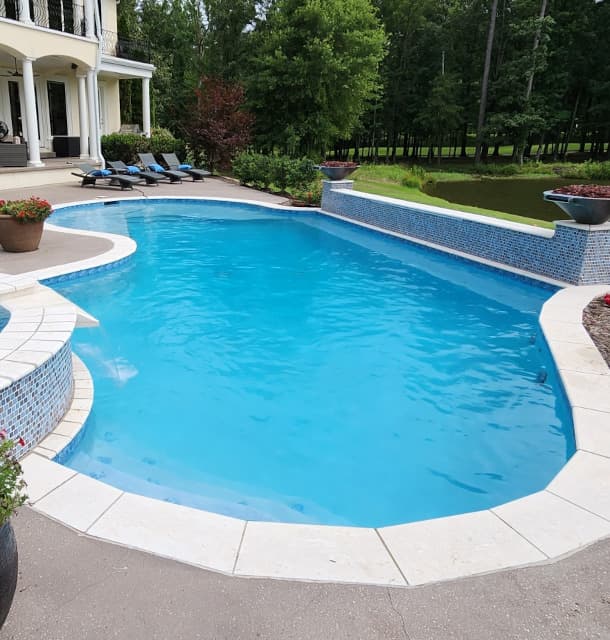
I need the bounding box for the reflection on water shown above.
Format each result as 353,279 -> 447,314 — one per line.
425,177 -> 610,222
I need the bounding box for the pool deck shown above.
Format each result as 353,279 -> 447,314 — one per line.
4,506 -> 610,640
2,178 -> 610,638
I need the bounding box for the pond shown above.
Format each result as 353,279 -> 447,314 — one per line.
425,177 -> 610,223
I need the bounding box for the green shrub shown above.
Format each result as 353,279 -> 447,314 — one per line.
401,166 -> 435,190
101,129 -> 186,165
232,153 -> 317,193
474,163 -> 521,177
565,161 -> 610,181
270,155 -> 291,192
286,157 -> 318,191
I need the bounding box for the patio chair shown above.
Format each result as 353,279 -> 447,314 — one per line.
108,160 -> 166,186
138,153 -> 189,183
161,153 -> 211,182
71,164 -> 143,190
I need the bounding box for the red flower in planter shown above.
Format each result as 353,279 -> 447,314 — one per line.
17,437 -> 25,447
553,185 -> 610,199
604,294 -> 610,307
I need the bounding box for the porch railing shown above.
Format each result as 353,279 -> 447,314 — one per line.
101,29 -> 150,63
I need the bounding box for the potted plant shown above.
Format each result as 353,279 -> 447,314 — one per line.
543,184 -> 610,225
0,197 -> 53,252
0,432 -> 26,631
314,161 -> 360,181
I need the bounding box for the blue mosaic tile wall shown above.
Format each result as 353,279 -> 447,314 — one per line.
321,181 -> 610,285
0,341 -> 73,457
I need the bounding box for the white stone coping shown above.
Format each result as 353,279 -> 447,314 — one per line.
24,223 -> 137,282
329,187 -> 556,237
0,274 -> 76,390
10,197 -> 610,587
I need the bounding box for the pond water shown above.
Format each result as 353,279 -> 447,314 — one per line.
425,178 -> 610,222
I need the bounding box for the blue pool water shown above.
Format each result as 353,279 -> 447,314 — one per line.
50,199 -> 574,527
0,306 -> 9,331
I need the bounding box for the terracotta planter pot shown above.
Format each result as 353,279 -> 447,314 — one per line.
0,216 -> 44,252
543,191 -> 610,225
0,521 -> 18,630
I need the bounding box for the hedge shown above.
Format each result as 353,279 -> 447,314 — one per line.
101,128 -> 187,165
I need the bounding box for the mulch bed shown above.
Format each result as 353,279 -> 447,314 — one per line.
583,295 -> 610,367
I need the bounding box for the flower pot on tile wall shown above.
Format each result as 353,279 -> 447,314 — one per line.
0,216 -> 44,252
543,186 -> 610,225
0,521 -> 18,630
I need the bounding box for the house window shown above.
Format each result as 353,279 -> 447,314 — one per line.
47,81 -> 68,136
3,0 -> 19,20
8,81 -> 22,137
46,0 -> 75,33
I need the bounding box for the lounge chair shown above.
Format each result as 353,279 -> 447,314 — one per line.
71,164 -> 143,190
138,153 -> 189,183
161,153 -> 211,182
108,160 -> 165,185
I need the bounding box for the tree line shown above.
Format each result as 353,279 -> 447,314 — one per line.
117,0 -> 610,163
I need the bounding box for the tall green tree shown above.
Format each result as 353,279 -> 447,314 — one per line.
246,0 -> 386,156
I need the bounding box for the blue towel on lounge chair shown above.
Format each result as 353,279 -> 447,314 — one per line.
92,169 -> 112,177
125,165 -> 140,174
179,164 -> 192,170
149,163 -> 165,172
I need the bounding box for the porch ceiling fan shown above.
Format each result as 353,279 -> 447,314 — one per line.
0,58 -> 40,78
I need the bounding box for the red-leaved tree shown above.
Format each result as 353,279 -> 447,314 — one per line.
184,76 -> 254,172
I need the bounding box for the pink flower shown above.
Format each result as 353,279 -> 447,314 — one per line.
0,429 -> 6,440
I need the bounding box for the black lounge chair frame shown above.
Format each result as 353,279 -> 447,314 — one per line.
138,153 -> 189,183
161,153 -> 211,182
72,164 -> 142,190
108,160 -> 165,186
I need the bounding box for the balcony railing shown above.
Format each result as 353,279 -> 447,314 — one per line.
101,29 -> 150,63
1,0 -> 86,35
31,0 -> 87,36
0,0 -> 20,20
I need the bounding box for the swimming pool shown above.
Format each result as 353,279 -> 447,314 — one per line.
49,199 -> 574,527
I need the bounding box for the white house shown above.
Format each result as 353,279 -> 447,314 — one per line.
0,0 -> 154,170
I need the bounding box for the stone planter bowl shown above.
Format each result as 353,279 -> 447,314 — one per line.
315,165 -> 360,181
543,191 -> 610,225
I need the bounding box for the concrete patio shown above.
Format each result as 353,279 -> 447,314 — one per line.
3,508 -> 610,639
1,178 -> 610,639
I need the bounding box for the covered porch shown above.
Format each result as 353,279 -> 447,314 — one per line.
0,46 -> 153,169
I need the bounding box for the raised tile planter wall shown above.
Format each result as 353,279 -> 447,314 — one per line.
321,181 -> 610,285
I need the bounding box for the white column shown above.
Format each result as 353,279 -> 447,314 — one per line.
86,69 -> 99,162
142,77 -> 151,138
77,74 -> 89,158
84,0 -> 95,38
18,0 -> 33,24
21,58 -> 43,167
